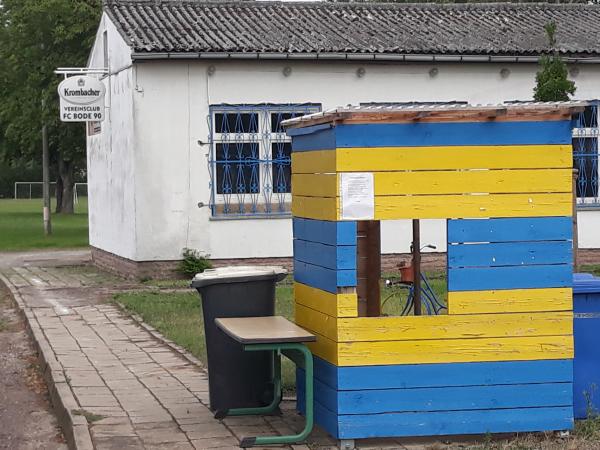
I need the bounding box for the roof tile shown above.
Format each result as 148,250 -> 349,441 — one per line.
104,1 -> 600,57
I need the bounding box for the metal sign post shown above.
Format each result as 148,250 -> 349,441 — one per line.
41,98 -> 51,235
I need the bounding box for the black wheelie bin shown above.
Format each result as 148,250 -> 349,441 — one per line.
191,266 -> 287,413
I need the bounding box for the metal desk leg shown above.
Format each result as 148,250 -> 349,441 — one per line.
238,343 -> 314,448
214,349 -> 282,420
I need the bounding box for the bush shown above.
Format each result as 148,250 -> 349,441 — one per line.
178,248 -> 212,277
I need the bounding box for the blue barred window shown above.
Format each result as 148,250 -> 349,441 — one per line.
208,104 -> 321,217
573,102 -> 599,208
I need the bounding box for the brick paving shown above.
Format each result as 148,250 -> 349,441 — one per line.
0,263 -> 439,450
0,265 -> 323,449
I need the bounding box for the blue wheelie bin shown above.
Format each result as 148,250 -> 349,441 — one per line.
573,273 -> 600,419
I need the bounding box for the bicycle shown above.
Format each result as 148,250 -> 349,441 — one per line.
382,244 -> 447,316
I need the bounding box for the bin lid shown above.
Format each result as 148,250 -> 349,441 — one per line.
191,265 -> 288,288
573,273 -> 600,294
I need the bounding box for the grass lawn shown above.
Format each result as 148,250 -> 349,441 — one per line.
114,273 -> 445,392
581,264 -> 600,277
0,198 -> 89,251
115,281 -> 297,390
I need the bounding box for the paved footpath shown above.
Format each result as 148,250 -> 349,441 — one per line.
0,262 -> 331,450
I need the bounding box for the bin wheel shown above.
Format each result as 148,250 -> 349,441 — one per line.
214,409 -> 228,420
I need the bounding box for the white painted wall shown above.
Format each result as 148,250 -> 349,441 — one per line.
89,18 -> 600,261
577,210 -> 600,249
130,59 -> 600,260
86,14 -> 137,259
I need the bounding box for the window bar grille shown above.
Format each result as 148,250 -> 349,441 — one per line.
573,103 -> 600,208
208,104 -> 320,217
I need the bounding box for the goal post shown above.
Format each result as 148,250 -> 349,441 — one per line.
14,181 -> 88,203
14,182 -> 56,199
74,183 -> 88,205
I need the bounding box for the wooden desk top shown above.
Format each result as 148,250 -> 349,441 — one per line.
215,316 -> 316,344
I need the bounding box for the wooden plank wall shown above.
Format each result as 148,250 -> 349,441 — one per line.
291,121 -> 573,221
290,116 -> 575,440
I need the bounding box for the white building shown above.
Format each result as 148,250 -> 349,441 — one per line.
88,0 -> 600,276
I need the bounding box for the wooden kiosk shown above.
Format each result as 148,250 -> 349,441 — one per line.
284,103 -> 580,443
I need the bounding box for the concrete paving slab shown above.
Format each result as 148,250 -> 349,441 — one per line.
0,263 -> 347,450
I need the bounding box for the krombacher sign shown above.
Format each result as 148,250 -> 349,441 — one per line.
58,76 -> 106,122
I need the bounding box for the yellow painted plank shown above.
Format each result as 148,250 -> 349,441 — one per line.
374,169 -> 572,196
296,304 -> 338,341
291,174 -> 338,198
294,282 -> 358,318
291,169 -> 572,198
337,335 -> 573,366
337,312 -> 573,342
296,304 -> 573,342
292,196 -> 338,221
373,193 -> 572,220
448,288 -> 573,314
292,150 -> 336,174
293,193 -> 572,221
301,331 -> 573,367
291,146 -> 572,175
303,328 -> 339,365
336,145 -> 572,172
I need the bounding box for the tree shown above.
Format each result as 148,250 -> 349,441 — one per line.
533,22 -> 576,102
0,0 -> 101,213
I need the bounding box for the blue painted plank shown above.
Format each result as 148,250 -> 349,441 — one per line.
290,127 -> 336,151
315,400 -> 339,438
337,407 -> 573,439
312,356 -> 573,391
447,217 -> 572,244
294,259 -> 356,293
297,370 -> 338,412
448,264 -> 572,291
297,368 -> 305,412
448,241 -> 573,268
296,370 -> 339,438
292,121 -> 573,150
293,218 -> 357,246
338,383 -> 572,415
294,239 -> 356,271
299,369 -> 571,414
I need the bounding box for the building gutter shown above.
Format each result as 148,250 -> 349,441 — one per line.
130,51 -> 600,64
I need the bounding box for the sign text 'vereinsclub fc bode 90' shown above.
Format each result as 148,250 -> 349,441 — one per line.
58,76 -> 105,122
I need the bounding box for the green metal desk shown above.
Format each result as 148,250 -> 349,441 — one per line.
215,316 -> 316,448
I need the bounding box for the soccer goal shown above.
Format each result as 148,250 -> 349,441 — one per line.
14,182 -> 88,204
13,182 -> 56,199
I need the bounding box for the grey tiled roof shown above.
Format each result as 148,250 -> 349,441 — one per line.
104,0 -> 600,58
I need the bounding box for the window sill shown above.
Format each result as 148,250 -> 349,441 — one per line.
209,213 -> 292,221
576,203 -> 600,210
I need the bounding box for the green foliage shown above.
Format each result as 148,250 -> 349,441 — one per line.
178,248 -> 212,277
71,409 -> 105,424
580,265 -> 600,277
0,0 -> 101,201
533,22 -> 576,102
381,270 -> 447,316
0,161 -> 43,198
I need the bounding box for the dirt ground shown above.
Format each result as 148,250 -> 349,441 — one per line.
0,285 -> 67,450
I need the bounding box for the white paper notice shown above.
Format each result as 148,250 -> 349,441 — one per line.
340,172 -> 375,220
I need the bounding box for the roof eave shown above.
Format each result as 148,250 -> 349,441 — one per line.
130,52 -> 600,64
